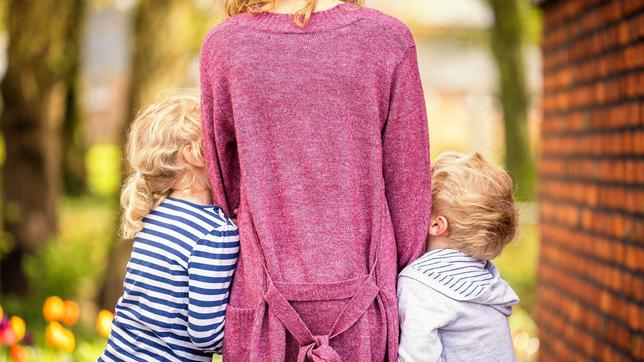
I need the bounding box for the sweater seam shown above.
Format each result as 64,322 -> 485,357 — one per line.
200,48 -> 235,127
228,15 -> 365,34
390,45 -> 418,108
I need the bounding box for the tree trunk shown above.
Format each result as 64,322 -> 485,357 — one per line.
62,1 -> 88,196
127,0 -> 198,118
98,0 -> 198,310
0,0 -> 84,295
488,0 -> 536,200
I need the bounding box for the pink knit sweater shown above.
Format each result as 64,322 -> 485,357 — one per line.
200,4 -> 430,361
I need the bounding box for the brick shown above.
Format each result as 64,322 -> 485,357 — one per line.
538,1 -> 643,359
633,334 -> 644,360
623,0 -> 644,16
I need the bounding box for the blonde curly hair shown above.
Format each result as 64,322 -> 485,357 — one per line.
431,152 -> 518,260
120,91 -> 203,239
224,0 -> 363,26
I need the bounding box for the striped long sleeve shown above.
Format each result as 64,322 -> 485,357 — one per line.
187,224 -> 240,352
98,197 -> 239,362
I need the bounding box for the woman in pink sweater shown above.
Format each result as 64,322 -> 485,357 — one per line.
200,0 -> 430,360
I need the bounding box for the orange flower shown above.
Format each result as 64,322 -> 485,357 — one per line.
9,344 -> 28,362
96,309 -> 115,338
62,301 -> 80,326
0,305 -> 4,320
43,297 -> 65,322
9,316 -> 25,342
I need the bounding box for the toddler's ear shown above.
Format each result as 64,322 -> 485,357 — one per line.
182,144 -> 205,168
429,215 -> 449,237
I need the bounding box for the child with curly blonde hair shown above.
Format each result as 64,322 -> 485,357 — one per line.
398,152 -> 520,362
99,92 -> 239,362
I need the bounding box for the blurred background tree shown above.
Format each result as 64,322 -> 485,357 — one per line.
487,0 -> 536,200
0,0 -> 85,296
62,2 -> 89,197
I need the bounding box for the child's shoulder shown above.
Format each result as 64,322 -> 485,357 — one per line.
399,249 -> 504,303
150,197 -> 236,239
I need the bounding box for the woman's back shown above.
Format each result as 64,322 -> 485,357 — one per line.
200,4 -> 430,360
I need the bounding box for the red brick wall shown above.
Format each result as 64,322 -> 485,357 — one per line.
537,0 -> 644,361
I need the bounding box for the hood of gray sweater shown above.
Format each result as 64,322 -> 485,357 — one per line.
405,248 -> 519,316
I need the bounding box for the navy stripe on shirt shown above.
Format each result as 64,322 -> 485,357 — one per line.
99,198 -> 239,361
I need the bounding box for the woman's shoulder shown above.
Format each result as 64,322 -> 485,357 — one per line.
201,14 -> 253,56
356,7 -> 413,36
352,6 -> 416,49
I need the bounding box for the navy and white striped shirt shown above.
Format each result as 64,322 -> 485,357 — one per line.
99,197 -> 239,362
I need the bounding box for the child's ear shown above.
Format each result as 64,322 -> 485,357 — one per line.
181,144 -> 205,168
429,215 -> 449,237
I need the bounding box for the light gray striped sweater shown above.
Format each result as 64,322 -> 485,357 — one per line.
398,248 -> 519,362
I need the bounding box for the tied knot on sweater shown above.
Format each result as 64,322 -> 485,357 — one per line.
299,335 -> 342,362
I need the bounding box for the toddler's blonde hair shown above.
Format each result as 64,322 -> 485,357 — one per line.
225,0 -> 363,26
431,152 -> 518,260
120,91 -> 203,239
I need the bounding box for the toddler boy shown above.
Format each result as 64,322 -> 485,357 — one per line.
398,152 -> 520,362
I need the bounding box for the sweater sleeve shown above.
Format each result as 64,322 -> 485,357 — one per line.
383,45 -> 431,271
200,43 -> 240,218
397,275 -> 455,362
187,223 -> 240,353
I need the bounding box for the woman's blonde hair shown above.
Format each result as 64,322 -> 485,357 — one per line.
224,0 -> 363,26
120,91 -> 203,239
431,152 -> 518,260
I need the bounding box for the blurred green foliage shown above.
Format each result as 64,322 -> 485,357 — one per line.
0,143 -> 118,361
498,222 -> 540,362
496,222 -> 539,312
24,197 -> 115,299
0,0 -> 5,32
86,145 -> 122,198
521,1 -> 542,44
2,196 -> 115,325
425,3 -> 541,47
0,339 -> 109,362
